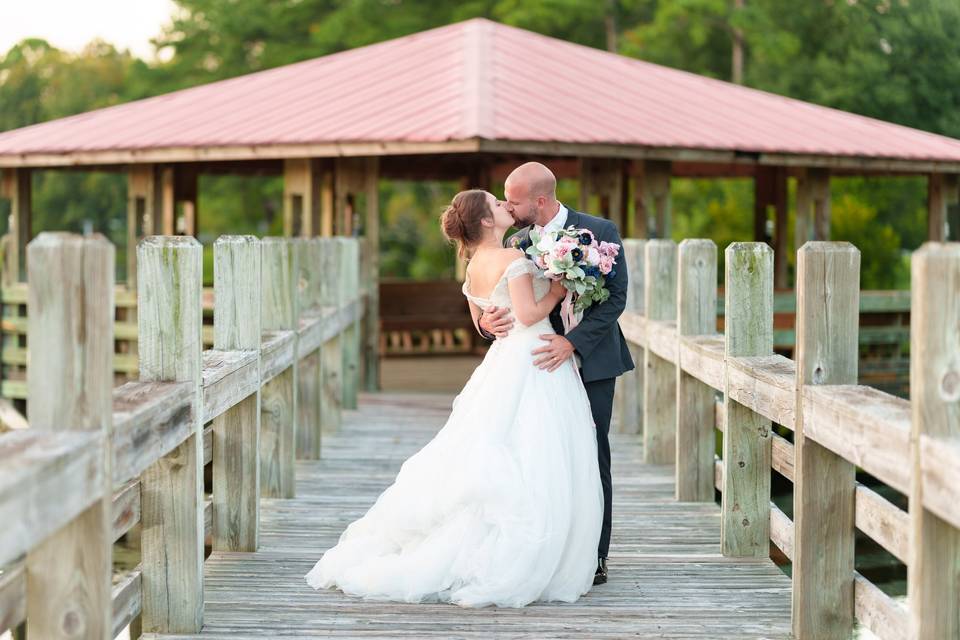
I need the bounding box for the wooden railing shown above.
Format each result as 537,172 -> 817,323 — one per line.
0,233 -> 363,638
614,238 -> 960,639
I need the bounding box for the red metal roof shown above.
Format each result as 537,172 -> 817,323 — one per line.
2,18 -> 960,163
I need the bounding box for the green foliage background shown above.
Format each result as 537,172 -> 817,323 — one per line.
1,0 -> 957,287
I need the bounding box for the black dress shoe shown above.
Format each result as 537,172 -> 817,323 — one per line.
593,558 -> 608,585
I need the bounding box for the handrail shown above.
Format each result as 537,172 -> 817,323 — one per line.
614,238 -> 959,640
0,233 -> 365,637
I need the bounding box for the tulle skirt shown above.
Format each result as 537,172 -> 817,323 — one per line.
305,320 -> 603,608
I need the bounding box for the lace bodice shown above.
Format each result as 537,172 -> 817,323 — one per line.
462,257 -> 551,314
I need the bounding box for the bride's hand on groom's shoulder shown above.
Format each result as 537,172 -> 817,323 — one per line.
479,306 -> 513,339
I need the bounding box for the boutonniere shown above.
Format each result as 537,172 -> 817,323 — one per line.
512,235 -> 533,252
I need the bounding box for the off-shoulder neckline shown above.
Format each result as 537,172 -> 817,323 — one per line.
462,256 -> 533,302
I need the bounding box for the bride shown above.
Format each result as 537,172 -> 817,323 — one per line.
305,189 -> 603,608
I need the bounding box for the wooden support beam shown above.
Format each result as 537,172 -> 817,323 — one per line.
643,240 -> 677,463
926,172 -> 954,242
946,173 -> 960,241
580,158 -> 626,231
212,235 -> 262,551
362,157 -> 381,392
127,165 -> 156,287
676,239 -> 717,502
26,233 -> 114,640
613,239 -> 646,434
793,241 -> 859,639
636,160 -> 672,239
771,167 -> 789,288
2,168 -> 31,283
176,165 -> 198,236
260,237 -> 298,499
137,236 -> 204,634
158,166 -> 176,235
320,238 -> 343,434
283,158 -> 322,237
340,238 -> 361,410
721,243 -> 773,556
907,243 -> 960,639
296,237 -> 323,460
754,166 -> 789,288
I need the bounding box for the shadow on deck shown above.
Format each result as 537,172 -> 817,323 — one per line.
149,392 -> 792,639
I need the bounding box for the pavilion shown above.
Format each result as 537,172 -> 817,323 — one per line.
0,17 -> 958,383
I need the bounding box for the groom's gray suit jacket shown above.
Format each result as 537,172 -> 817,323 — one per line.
503,207 -> 635,384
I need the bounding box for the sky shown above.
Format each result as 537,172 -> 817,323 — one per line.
0,0 -> 177,60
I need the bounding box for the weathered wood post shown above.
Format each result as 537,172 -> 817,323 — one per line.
362,158 -> 381,392
260,237 -> 299,499
25,233 -> 114,639
676,239 -> 717,501
907,242 -> 960,639
721,243 -> 773,556
296,237 -> 323,459
321,238 -> 343,433
212,235 -> 261,551
340,237 -> 361,410
138,236 -> 204,633
793,241 -> 859,638
614,239 -> 645,434
643,239 -> 677,463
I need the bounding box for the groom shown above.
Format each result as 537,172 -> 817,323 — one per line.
477,161 -> 635,585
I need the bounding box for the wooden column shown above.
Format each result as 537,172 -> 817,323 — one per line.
676,239 -> 717,502
26,233 -> 114,639
138,236 -> 204,633
334,158 -> 366,237
212,235 -> 262,551
643,239 -> 677,463
1,168 -> 32,283
320,238 -> 343,433
793,241 -> 859,639
795,168 -> 831,256
340,238 -> 361,410
721,243 -> 773,556
580,158 -> 626,231
907,243 -> 960,639
176,165 -> 198,236
771,168 -> 789,288
362,157 -> 381,391
926,172 -> 959,242
754,166 -> 789,287
636,160 -> 672,239
947,174 -> 960,241
613,238 -> 645,434
260,237 -> 298,499
283,158 -> 321,237
296,238 -> 324,460
126,165 -> 157,286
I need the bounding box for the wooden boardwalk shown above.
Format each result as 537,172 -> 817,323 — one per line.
147,392 -> 792,639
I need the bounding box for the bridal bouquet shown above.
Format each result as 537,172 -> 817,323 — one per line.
516,226 -> 620,331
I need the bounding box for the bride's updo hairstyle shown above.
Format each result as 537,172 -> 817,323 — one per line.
441,189 -> 491,259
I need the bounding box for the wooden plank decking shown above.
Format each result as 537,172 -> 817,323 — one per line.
147,392 -> 792,639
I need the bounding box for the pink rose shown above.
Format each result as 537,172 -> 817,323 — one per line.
599,241 -> 620,258
554,244 -> 571,259
585,246 -> 601,266
599,255 -> 615,274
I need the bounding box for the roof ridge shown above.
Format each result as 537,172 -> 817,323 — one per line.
461,19 -> 493,138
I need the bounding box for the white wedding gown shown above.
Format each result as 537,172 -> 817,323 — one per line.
305,257 -> 603,608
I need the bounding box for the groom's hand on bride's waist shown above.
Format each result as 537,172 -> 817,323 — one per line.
532,335 -> 575,372
479,307 -> 514,339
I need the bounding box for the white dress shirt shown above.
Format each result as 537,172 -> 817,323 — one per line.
533,202 -> 568,235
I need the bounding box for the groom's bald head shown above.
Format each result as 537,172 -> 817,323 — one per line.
504,162 -> 559,227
